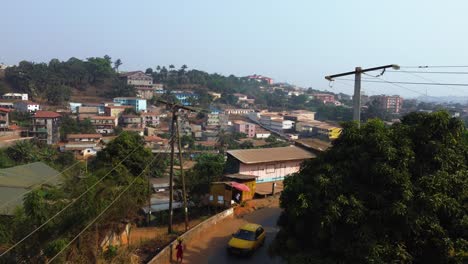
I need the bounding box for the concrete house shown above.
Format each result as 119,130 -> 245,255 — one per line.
233,120 -> 256,138
226,146 -> 315,183
14,101 -> 40,112
80,116 -> 117,135
31,111 -> 61,145
119,114 -> 143,128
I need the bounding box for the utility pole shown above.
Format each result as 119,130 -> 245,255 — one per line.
325,64 -> 400,127
175,116 -> 189,232
168,108 -> 176,234
156,100 -> 198,234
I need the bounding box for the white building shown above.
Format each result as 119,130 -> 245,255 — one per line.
271,119 -> 295,132
3,93 -> 28,101
14,101 -> 40,112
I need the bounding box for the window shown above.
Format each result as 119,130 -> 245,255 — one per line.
256,227 -> 264,238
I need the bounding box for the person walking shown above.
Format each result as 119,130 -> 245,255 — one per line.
176,238 -> 184,263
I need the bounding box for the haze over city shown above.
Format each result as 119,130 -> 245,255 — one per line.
2,0 -> 468,97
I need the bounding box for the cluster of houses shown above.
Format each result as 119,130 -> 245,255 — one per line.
244,109 -> 342,140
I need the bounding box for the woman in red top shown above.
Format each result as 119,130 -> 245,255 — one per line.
176,239 -> 184,263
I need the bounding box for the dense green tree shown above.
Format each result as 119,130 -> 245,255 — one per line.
46,84 -> 71,105
272,111 -> 468,264
184,154 -> 225,200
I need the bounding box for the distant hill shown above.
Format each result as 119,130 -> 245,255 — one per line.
417,96 -> 468,104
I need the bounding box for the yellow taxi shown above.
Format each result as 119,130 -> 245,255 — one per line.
227,223 -> 266,256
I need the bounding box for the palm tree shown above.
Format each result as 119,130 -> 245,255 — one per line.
114,59 -> 122,72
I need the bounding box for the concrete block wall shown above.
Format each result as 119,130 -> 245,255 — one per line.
148,208 -> 234,264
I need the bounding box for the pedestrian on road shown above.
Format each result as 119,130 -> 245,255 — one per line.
176,238 -> 184,263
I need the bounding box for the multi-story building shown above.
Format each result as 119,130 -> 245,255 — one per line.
259,113 -> 281,127
31,111 -> 61,145
81,116 -> 117,135
0,102 -> 14,109
371,95 -> 403,113
270,119 -> 295,132
14,101 -> 40,112
2,93 -> 28,101
120,71 -> 153,86
313,93 -> 335,104
140,112 -> 160,127
233,121 -> 256,138
113,97 -> 147,112
119,114 -> 143,128
226,146 -> 315,183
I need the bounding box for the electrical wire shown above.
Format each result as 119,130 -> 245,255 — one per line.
0,143 -> 146,258
0,161 -> 82,210
393,71 -> 465,93
334,78 -> 468,87
401,65 -> 468,69
47,147 -> 167,263
387,70 -> 468,75
361,73 -> 431,98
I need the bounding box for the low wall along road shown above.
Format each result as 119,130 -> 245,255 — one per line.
147,208 -> 234,264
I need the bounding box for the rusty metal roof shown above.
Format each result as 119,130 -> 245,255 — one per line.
227,146 -> 315,164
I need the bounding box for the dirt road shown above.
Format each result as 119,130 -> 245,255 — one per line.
184,206 -> 285,264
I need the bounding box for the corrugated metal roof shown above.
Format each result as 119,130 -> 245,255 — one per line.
0,162 -> 61,188
227,146 -> 315,164
0,162 -> 61,215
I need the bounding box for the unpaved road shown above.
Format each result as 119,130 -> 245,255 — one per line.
184,207 -> 284,264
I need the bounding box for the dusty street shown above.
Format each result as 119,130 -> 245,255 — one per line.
184,206 -> 285,264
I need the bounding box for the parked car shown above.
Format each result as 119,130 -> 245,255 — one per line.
227,223 -> 265,256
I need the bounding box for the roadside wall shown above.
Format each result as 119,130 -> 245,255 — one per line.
147,207 -> 234,264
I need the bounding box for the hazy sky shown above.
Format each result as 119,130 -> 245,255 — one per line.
2,0 -> 468,98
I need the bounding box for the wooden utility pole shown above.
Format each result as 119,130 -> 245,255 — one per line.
325,64 -> 400,127
175,116 -> 189,231
156,100 -> 198,234
168,108 -> 177,234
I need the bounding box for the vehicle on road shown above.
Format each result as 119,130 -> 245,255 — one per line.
227,223 -> 266,256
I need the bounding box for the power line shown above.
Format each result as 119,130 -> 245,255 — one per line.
388,70 -> 468,75
335,78 -> 468,87
0,144 -> 144,257
47,148 -> 166,263
394,71 -> 465,94
0,161 -> 82,211
401,65 -> 468,69
361,73 -> 431,98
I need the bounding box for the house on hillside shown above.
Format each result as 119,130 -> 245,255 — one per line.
119,70 -> 163,99
119,114 -> 143,128
80,116 -> 117,135
2,93 -> 28,101
31,111 -> 61,144
225,146 -> 315,183
0,162 -> 60,215
14,101 -> 40,112
233,120 -> 256,138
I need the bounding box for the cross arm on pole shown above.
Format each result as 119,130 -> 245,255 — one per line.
325,64 -> 400,81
